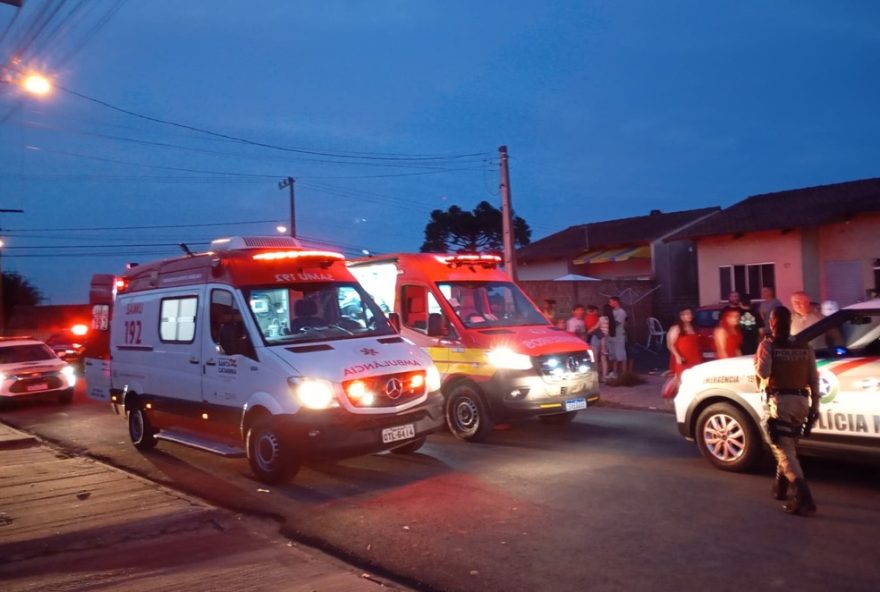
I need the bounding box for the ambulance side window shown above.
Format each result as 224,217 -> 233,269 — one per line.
210,289 -> 256,359
159,296 -> 198,343
401,285 -> 429,332
402,285 -> 452,337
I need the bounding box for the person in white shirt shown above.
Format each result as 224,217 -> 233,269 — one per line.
607,296 -> 627,380
790,291 -> 822,336
565,304 -> 587,339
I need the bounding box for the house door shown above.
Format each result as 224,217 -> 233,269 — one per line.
825,260 -> 863,307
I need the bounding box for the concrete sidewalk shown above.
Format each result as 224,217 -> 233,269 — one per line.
594,371 -> 676,413
0,422 -> 403,592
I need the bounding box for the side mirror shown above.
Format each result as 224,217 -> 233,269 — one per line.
427,313 -> 444,337
388,312 -> 401,333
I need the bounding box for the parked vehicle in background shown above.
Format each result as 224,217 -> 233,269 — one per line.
44,324 -> 89,374
84,236 -> 445,484
349,253 -> 599,441
0,338 -> 77,407
693,304 -> 724,358
675,299 -> 880,472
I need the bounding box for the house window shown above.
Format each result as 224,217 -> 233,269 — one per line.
719,264 -> 775,300
160,296 -> 198,343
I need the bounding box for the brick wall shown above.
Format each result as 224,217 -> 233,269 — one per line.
519,279 -> 657,344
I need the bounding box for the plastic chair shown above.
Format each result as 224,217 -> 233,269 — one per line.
646,317 -> 666,350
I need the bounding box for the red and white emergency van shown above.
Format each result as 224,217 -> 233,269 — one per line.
349,253 -> 599,441
85,236 -> 444,483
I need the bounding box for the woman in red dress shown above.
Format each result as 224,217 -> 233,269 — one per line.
714,306 -> 743,359
664,307 -> 704,397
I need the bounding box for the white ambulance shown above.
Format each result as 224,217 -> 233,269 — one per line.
85,236 -> 444,483
675,299 -> 880,471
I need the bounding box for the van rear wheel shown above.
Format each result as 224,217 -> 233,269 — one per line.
445,383 -> 494,442
128,405 -> 157,451
246,418 -> 300,484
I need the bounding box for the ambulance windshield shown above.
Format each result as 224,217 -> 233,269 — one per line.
437,281 -> 549,329
244,282 -> 395,344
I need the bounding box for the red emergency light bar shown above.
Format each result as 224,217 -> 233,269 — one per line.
437,253 -> 502,268
114,278 -> 128,292
252,250 -> 345,262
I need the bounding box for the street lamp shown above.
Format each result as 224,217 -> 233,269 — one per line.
0,69 -> 52,97
21,73 -> 51,96
276,225 -> 288,234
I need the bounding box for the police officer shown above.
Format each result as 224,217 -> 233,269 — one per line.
755,306 -> 820,516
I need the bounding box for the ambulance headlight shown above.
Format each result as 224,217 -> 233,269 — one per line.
487,347 -> 533,370
61,365 -> 77,388
426,364 -> 441,392
288,378 -> 337,409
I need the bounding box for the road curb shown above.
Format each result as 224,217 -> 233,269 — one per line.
0,421 -> 39,450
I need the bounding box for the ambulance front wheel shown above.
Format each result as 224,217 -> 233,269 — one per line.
446,383 -> 494,442
128,404 -> 157,451
246,417 -> 300,484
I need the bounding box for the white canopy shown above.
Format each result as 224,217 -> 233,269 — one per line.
553,273 -> 600,281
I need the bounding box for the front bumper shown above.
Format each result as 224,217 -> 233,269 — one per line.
482,369 -> 600,419
278,392 -> 445,460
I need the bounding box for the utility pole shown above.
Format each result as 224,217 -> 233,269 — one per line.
278,177 -> 296,238
498,145 -> 517,281
0,208 -> 24,337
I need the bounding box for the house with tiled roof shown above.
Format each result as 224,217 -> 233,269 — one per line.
667,178 -> 880,308
516,207 -> 720,323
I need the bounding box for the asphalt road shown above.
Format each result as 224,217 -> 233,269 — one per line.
3,384 -> 879,592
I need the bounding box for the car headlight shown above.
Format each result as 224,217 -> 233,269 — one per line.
487,347 -> 533,370
288,377 -> 337,409
61,365 -> 77,387
0,371 -> 6,382
426,364 -> 442,392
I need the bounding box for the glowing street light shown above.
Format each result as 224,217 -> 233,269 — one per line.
22,73 -> 51,96
276,225 -> 288,234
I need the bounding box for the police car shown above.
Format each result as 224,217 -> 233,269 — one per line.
675,299 -> 880,471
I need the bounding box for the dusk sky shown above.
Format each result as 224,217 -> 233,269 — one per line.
1,1 -> 878,304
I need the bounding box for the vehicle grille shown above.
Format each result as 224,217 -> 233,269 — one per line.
535,351 -> 592,381
9,371 -> 65,393
343,370 -> 427,408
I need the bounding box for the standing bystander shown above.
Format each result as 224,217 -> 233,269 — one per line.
714,307 -> 743,358
566,304 -> 587,340
607,296 -> 627,379
790,291 -> 823,336
759,286 -> 783,328
738,294 -> 764,356
664,307 -> 703,398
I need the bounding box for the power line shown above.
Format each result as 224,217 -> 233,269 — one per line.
3,218 -> 280,232
58,85 -> 490,162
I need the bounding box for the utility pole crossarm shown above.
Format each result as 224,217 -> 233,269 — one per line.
278,177 -> 296,238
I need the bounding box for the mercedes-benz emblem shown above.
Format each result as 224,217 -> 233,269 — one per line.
385,378 -> 404,399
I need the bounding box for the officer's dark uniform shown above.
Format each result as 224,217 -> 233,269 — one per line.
755,334 -> 820,515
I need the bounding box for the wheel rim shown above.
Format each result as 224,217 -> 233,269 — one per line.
702,413 -> 747,463
254,430 -> 281,472
452,395 -> 480,435
130,409 -> 144,442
